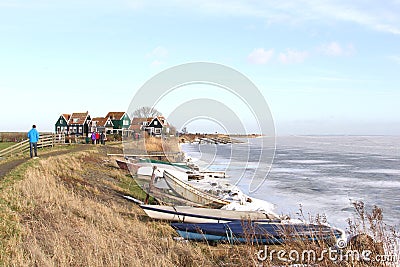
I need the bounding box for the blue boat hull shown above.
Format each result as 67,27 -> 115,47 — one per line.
171,221 -> 343,244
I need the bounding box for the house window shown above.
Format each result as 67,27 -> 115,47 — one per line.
78,127 -> 82,133
73,118 -> 79,123
154,121 -> 158,126
60,119 -> 64,125
155,128 -> 161,134
123,120 -> 129,126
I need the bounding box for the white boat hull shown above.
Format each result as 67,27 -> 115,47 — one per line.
140,205 -> 277,223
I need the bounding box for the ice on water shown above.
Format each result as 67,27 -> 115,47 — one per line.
181,136 -> 400,229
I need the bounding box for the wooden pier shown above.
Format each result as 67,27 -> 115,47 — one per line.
198,136 -> 243,144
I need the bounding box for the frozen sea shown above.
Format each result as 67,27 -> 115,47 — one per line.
181,136 -> 400,230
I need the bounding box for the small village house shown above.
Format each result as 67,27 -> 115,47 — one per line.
68,112 -> 91,136
91,117 -> 114,134
130,116 -> 171,137
144,116 -> 170,136
129,117 -> 148,138
105,112 -> 131,134
55,114 -> 71,134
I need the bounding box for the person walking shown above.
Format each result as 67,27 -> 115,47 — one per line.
91,131 -> 96,144
27,125 -> 40,158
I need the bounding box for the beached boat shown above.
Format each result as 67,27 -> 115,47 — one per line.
139,157 -> 223,177
136,161 -> 225,180
140,204 -> 279,223
163,170 -> 230,208
115,159 -> 140,174
171,221 -> 343,245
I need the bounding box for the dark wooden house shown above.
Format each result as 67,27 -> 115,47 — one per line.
55,114 -> 71,134
68,112 -> 91,136
143,116 -> 170,136
105,112 -> 131,133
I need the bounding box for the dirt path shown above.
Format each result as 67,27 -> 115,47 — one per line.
0,145 -> 93,179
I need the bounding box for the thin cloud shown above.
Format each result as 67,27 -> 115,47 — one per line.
388,55 -> 400,64
129,1 -> 400,35
318,1 -> 400,35
320,42 -> 342,56
148,46 -> 168,58
247,48 -> 274,64
147,46 -> 168,67
150,60 -> 164,67
318,42 -> 355,57
278,49 -> 308,64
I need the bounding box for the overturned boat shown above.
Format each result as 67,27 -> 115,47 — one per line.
171,220 -> 344,245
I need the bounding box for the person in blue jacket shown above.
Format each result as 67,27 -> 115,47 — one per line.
27,125 -> 40,158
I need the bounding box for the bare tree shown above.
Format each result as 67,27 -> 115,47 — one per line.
132,106 -> 162,118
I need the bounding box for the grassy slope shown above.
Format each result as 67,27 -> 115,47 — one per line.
0,145 -> 396,266
0,146 -> 213,266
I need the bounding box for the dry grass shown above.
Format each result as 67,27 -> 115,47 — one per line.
0,132 -> 27,142
123,136 -> 181,162
0,149 -> 209,266
144,136 -> 180,153
0,146 -> 398,266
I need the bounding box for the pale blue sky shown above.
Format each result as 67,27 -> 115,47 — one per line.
1,0 -> 399,134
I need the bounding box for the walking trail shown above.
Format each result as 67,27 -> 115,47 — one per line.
0,145 -> 92,179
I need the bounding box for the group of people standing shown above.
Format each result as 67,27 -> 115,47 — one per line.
91,131 -> 106,145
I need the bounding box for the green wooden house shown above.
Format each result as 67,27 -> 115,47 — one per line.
55,114 -> 71,134
105,112 -> 131,133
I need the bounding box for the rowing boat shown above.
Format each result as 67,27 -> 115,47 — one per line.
163,170 -> 230,208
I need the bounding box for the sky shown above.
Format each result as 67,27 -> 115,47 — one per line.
1,0 -> 400,135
